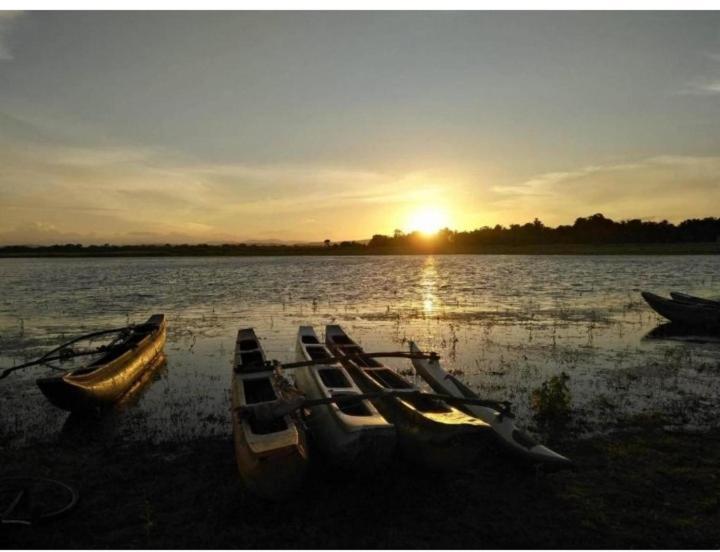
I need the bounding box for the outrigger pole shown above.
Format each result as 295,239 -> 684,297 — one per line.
0,326 -> 135,380
234,350 -> 514,422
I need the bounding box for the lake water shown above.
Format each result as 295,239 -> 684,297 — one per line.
1,255 -> 719,447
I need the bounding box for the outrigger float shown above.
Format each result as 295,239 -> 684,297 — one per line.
409,341 -> 570,466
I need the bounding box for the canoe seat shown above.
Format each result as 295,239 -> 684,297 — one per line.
238,350 -> 266,372
366,369 -> 413,390
306,346 -> 331,361
238,339 -> 259,351
242,379 -> 289,435
318,368 -> 352,389
332,393 -> 373,416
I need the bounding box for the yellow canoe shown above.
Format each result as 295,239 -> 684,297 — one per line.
231,328 -> 308,499
36,314 -> 167,411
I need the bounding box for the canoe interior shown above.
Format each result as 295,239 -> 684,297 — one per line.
326,333 -> 454,415
296,326 -> 381,418
74,314 -> 165,376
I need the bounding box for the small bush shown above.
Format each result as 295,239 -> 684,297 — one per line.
531,372 -> 572,433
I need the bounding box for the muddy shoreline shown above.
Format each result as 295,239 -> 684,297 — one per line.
3,425 -> 719,549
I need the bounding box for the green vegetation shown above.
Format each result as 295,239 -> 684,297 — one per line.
531,372 -> 573,435
1,213 -> 719,257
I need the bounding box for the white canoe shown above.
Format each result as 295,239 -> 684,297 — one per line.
293,325 -> 395,467
409,341 -> 571,467
326,324 -> 491,470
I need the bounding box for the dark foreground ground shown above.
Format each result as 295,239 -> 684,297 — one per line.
2,426 -> 719,549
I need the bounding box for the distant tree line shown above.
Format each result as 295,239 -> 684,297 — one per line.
369,213 -> 720,249
1,214 -> 718,257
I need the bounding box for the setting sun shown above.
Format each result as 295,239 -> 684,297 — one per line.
407,207 -> 450,235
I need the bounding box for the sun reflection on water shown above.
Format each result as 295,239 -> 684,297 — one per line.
421,255 -> 438,314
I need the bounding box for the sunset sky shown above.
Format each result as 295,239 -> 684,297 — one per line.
1,11 -> 720,244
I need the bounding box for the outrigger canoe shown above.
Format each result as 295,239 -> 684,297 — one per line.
641,291 -> 720,328
325,325 -> 491,469
293,326 -> 395,467
36,314 -> 167,411
231,328 -> 308,499
409,342 -> 571,467
669,292 -> 720,308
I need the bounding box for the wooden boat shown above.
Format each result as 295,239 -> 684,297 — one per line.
231,328 -> 308,499
36,314 -> 167,411
293,326 -> 395,467
641,291 -> 720,328
669,292 -> 720,308
409,342 -> 571,467
325,325 -> 491,470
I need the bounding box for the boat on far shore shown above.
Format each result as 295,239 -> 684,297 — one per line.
669,291 -> 720,308
641,291 -> 720,328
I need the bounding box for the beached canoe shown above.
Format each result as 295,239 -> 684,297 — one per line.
231,328 -> 308,499
293,326 -> 395,467
669,292 -> 720,308
642,291 -> 720,328
325,325 -> 491,469
409,341 -> 571,467
36,314 -> 167,411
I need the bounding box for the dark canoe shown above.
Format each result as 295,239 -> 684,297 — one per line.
641,292 -> 720,328
36,314 -> 167,411
669,292 -> 720,308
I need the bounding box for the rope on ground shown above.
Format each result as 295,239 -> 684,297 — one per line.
0,476 -> 79,525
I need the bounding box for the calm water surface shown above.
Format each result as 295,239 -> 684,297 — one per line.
1,255 -> 719,447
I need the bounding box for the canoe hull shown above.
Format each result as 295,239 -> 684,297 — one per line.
232,413 -> 308,500
325,324 -> 490,470
294,326 -> 395,468
346,365 -> 490,470
642,292 -> 720,328
669,292 -> 720,308
36,315 -> 167,411
409,342 -> 571,467
231,328 -> 308,499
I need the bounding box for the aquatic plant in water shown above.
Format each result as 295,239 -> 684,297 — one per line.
531,372 -> 572,435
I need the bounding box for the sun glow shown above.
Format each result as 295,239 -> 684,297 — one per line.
407,207 -> 449,235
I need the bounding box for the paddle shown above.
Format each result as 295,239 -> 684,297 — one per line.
0,326 -> 134,380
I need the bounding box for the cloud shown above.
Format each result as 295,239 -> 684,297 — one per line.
682,80 -> 720,95
0,11 -> 22,61
488,156 -> 720,226
680,53 -> 720,95
0,127 -> 445,244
